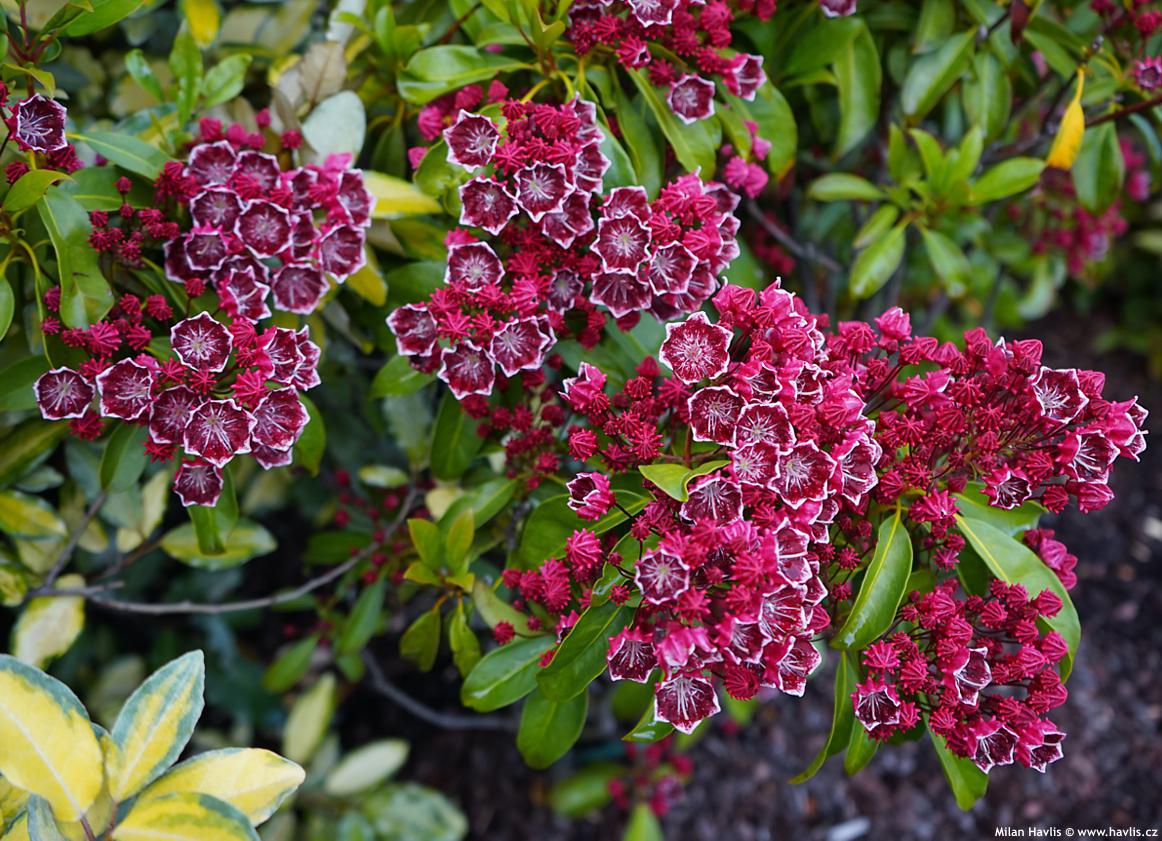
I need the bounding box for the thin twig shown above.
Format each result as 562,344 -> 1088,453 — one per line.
362,652 -> 517,732
745,199 -> 842,273
60,487 -> 418,616
1086,93 -> 1162,127
41,489 -> 107,590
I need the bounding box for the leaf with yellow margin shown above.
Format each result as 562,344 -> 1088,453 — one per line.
107,652 -> 205,802
364,171 -> 441,218
1047,69 -> 1085,170
112,792 -> 258,841
0,656 -> 104,823
11,574 -> 86,669
135,749 -> 304,827
181,0 -> 221,47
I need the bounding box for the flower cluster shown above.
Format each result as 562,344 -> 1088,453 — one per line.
160,117 -> 372,319
852,580 -> 1069,774
387,100 -> 742,400
567,0 -> 767,125
2,90 -> 83,180
35,298 -> 319,506
607,738 -> 694,818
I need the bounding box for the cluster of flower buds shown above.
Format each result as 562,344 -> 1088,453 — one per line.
35,301 -> 319,506
387,99 -> 742,400
2,90 -> 83,180
852,580 -> 1069,774
607,738 -> 694,818
159,118 -> 372,319
566,0 -> 767,125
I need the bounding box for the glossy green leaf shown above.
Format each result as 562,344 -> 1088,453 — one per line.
399,606 -> 441,672
0,420 -> 67,489
3,170 -> 70,215
913,0 -> 955,53
961,52 -> 1012,142
547,762 -> 622,817
293,395 -> 325,475
76,132 -> 169,180
833,21 -> 881,157
854,205 -> 901,249
919,227 -> 971,296
538,599 -> 630,701
928,721 -> 988,810
337,580 -> 386,656
783,16 -> 863,78
849,222 -> 907,299
623,802 -> 663,841
843,714 -> 879,774
407,518 -> 442,571
791,651 -> 857,782
37,190 -> 114,328
901,30 -> 975,120
0,277 -> 13,342
970,157 -> 1045,203
99,423 -> 148,492
430,393 -> 484,480
834,510 -> 913,650
371,356 -> 433,397
624,703 -> 674,743
1073,121 -> 1124,214
263,634 -> 321,693
202,54 -> 252,107
808,173 -> 884,202
161,520 -> 275,571
517,688 -> 587,769
637,460 -> 728,502
397,46 -> 530,104
512,492 -> 648,569
449,604 -> 481,678
627,68 -> 720,175
63,0 -> 144,36
955,515 -> 1080,678
461,634 -> 553,712
953,483 -> 1044,536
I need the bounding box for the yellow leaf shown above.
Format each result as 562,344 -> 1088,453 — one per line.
0,656 -> 104,823
345,250 -> 386,306
112,793 -> 258,841
107,652 -> 204,802
0,777 -> 29,825
0,811 -> 28,841
181,0 -> 221,48
364,171 -> 442,218
281,674 -> 335,764
12,573 -> 85,669
1046,69 -> 1085,170
136,748 -> 303,827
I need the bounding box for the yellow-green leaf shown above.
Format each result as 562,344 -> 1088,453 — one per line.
1046,69 -> 1085,170
112,792 -> 258,841
136,749 -> 303,827
0,655 -> 104,822
0,811 -> 29,841
322,740 -> 408,797
182,0 -> 221,47
364,170 -> 441,218
281,674 -> 335,764
11,574 -> 86,669
108,651 -> 205,802
0,777 -> 29,825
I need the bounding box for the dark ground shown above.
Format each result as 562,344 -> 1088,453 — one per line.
371,318 -> 1162,841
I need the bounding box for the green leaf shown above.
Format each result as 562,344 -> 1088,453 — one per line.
449,604 -> 482,678
407,518 -> 442,571
63,0 -> 145,36
0,420 -> 67,488
125,49 -> 164,100
293,395 -> 325,475
517,688 -> 588,769
99,422 -> 148,492
623,803 -> 663,841
961,52 -> 1012,142
399,606 -> 441,672
371,356 -> 433,397
833,21 -> 881,157
337,580 -> 386,656
37,190 -> 114,328
537,599 -> 630,701
108,651 -> 205,801
161,519 -> 275,570
512,492 -> 649,569
955,515 -> 1080,678
627,68 -> 720,175
791,651 -> 857,782
970,157 -> 1045,203
953,483 -> 1044,536
834,510 -> 913,650
726,84 -> 797,178
0,491 -> 67,540
848,222 -> 907,299
548,762 -> 622,817
928,720 -> 988,810
430,393 -> 484,481
843,712 -> 879,774
901,30 -> 975,120
807,173 -> 884,202
637,460 -> 728,501
623,703 -> 674,743
608,82 -> 663,197
263,634 -> 321,693
913,0 -> 955,53
3,170 -> 70,215
282,673 -> 335,765
854,205 -> 900,249
76,132 -> 169,180
919,227 -> 971,296
0,276 -> 13,342
460,634 -> 553,712
443,507 -> 475,575
1073,121 -> 1124,214
397,46 -> 530,105
783,15 -> 863,77
202,54 -> 252,107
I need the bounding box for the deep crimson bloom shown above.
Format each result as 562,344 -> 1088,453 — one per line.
680,474 -> 743,523
237,200 -> 293,257
387,304 -> 439,357
1031,367 -> 1088,424
272,264 -> 329,315
853,678 -> 902,734
660,313 -> 733,383
186,140 -> 238,186
171,312 -> 233,372
820,0 -> 858,17
667,75 -> 716,124
654,674 -> 720,734
173,460 -> 224,507
148,386 -> 202,444
446,242 -> 505,289
566,472 -> 617,520
96,359 -> 156,420
459,177 -> 519,234
444,110 -> 500,168
608,627 -> 657,682
34,368 -> 94,420
252,388 -> 309,451
317,224 -> 366,278
190,189 -> 243,229
491,318 -> 549,377
594,214 -> 651,274
217,266 -> 273,323
687,385 -> 744,444
634,547 -> 691,605
12,94 -> 68,153
183,398 -> 255,467
438,342 -> 496,398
